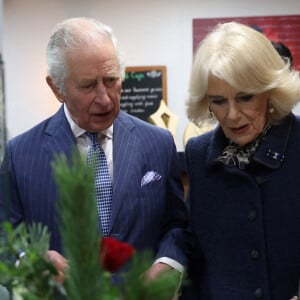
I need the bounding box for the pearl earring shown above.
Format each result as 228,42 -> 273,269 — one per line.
268,100 -> 274,114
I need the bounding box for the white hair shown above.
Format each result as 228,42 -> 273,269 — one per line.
46,17 -> 125,94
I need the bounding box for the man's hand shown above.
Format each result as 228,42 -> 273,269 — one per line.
144,262 -> 173,280
45,250 -> 68,283
143,263 -> 182,300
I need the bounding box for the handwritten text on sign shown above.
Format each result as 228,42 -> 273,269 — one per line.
120,66 -> 167,121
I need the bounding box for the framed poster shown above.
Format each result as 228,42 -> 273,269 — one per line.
193,15 -> 300,71
120,66 -> 167,121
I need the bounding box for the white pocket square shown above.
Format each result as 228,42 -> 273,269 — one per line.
141,171 -> 162,187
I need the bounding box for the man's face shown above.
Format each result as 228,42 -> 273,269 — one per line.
57,40 -> 122,132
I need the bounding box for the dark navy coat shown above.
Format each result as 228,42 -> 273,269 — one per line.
182,114 -> 300,300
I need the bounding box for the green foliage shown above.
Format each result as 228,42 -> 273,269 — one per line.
0,150 -> 181,299
52,151 -> 119,300
121,251 -> 181,300
52,151 -> 181,300
0,221 -> 63,300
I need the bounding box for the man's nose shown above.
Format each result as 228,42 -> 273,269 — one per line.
94,81 -> 110,104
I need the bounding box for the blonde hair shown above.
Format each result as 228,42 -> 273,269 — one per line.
187,21 -> 300,126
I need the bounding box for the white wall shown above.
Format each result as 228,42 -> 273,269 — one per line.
3,0 -> 300,151
0,0 -> 2,52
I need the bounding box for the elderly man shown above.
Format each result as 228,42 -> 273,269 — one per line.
0,17 -> 188,291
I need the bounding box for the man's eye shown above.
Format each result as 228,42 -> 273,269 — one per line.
81,82 -> 95,89
104,77 -> 118,88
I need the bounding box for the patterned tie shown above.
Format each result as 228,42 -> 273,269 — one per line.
86,132 -> 112,236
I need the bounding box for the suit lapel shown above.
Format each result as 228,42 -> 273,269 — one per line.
43,108 -> 138,234
110,112 -> 137,229
44,105 -> 77,160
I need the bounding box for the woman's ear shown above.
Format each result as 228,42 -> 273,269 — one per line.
46,76 -> 65,103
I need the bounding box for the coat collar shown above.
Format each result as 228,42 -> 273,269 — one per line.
44,105 -> 76,152
207,114 -> 294,170
253,114 -> 292,169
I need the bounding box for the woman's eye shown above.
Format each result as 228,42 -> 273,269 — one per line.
237,94 -> 254,102
209,98 -> 226,105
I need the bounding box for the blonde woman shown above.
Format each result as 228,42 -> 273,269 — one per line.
182,21 -> 300,300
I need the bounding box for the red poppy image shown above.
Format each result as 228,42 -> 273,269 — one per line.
99,237 -> 135,273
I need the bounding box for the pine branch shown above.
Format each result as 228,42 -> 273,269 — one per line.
122,251 -> 181,300
52,151 -> 118,300
52,150 -> 182,300
0,222 -> 60,299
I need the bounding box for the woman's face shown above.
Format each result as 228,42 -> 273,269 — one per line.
207,76 -> 269,146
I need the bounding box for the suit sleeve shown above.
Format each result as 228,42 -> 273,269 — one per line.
154,132 -> 189,266
0,142 -> 24,228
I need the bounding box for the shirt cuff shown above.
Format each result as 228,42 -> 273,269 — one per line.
153,257 -> 184,273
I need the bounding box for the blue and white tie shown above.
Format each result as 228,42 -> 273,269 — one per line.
86,132 -> 112,236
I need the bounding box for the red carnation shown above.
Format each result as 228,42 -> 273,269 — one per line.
99,237 -> 135,273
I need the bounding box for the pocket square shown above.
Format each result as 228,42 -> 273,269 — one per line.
141,171 -> 162,187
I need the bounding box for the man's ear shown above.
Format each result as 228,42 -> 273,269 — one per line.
46,76 -> 65,103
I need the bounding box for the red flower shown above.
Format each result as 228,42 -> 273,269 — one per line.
99,237 -> 135,272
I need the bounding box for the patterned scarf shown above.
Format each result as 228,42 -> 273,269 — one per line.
218,124 -> 271,169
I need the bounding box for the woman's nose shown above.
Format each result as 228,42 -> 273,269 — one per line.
227,102 -> 241,119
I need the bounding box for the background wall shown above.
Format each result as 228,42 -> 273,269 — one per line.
0,0 -> 2,51
3,0 -> 300,151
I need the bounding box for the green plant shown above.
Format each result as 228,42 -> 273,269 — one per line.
0,221 -> 64,300
0,151 -> 180,299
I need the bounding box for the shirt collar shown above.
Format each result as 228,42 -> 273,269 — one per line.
63,104 -> 113,139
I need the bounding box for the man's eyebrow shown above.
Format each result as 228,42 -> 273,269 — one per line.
105,74 -> 120,77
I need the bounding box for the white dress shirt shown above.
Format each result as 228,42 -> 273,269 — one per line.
63,105 -> 113,181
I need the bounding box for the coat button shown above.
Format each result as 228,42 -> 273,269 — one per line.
248,210 -> 257,222
250,249 -> 260,260
256,176 -> 266,184
254,288 -> 263,298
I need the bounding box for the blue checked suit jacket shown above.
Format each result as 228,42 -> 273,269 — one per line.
0,106 -> 188,266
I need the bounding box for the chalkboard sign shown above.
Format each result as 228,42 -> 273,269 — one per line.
120,66 -> 167,121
